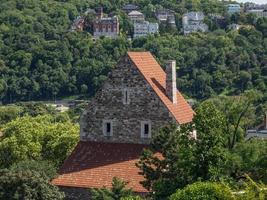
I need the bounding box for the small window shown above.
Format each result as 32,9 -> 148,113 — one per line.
141,121 -> 151,138
123,88 -> 130,105
144,124 -> 149,135
103,120 -> 113,136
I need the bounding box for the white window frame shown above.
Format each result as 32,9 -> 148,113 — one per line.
123,88 -> 130,105
141,121 -> 151,138
103,120 -> 113,137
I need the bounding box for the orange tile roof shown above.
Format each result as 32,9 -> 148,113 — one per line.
127,52 -> 194,124
52,141 -> 148,193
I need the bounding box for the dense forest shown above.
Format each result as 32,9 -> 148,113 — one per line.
0,0 -> 267,199
0,0 -> 266,104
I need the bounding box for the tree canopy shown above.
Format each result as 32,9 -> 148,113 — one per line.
0,115 -> 79,168
0,0 -> 266,103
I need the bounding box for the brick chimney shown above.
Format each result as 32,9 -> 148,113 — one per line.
165,60 -> 177,104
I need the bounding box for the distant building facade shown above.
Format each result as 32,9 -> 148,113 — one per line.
93,8 -> 119,38
133,21 -> 159,38
246,9 -> 267,18
246,113 -> 267,140
122,4 -> 139,14
155,9 -> 176,28
71,16 -> 85,31
227,23 -> 241,30
182,12 -> 208,35
128,10 -> 145,22
227,4 -> 241,14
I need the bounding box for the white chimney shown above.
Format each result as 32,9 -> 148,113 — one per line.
165,60 -> 177,104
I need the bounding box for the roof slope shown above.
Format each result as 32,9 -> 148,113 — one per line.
127,52 -> 194,124
52,141 -> 148,193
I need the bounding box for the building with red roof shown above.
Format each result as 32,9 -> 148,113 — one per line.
52,52 -> 194,199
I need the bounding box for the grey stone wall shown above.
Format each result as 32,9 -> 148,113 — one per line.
80,56 -> 176,144
61,187 -> 91,200
61,187 -> 148,200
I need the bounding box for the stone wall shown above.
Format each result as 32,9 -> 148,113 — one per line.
61,187 -> 148,200
61,187 -> 91,200
80,56 -> 176,144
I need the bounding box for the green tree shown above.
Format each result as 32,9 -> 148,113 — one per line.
10,160 -> 57,180
137,102 -> 228,199
169,182 -> 235,200
91,177 -> 135,200
0,169 -> 64,200
0,115 -> 79,168
0,105 -> 22,126
207,91 -> 259,149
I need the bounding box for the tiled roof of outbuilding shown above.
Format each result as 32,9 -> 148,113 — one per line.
52,141 -> 148,193
127,52 -> 194,124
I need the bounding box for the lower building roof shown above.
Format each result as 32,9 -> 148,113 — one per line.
52,141 -> 149,193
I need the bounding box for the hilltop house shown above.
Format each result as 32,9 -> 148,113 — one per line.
133,21 -> 159,38
182,12 -> 208,35
246,8 -> 267,18
227,4 -> 241,14
71,16 -> 85,32
122,4 -> 139,14
93,8 -> 119,38
128,10 -> 145,22
155,8 -> 176,28
52,52 -> 194,199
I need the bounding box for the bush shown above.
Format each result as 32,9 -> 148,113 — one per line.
91,177 -> 136,200
10,160 -> 57,180
0,169 -> 64,200
169,182 -> 235,200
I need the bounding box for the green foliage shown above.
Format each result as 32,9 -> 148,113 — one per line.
0,115 -> 79,168
91,177 -> 137,200
169,182 -> 235,200
16,102 -> 56,117
0,169 -> 64,200
138,100 -> 267,199
0,102 -> 57,126
235,176 -> 267,200
0,0 -> 266,103
10,160 -> 57,180
206,91 -> 260,149
137,102 -> 229,199
225,140 -> 267,183
0,105 -> 22,126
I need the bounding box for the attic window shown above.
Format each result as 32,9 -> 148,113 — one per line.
103,120 -> 113,136
123,88 -> 130,105
141,121 -> 151,138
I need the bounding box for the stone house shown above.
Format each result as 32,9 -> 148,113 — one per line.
52,52 -> 194,199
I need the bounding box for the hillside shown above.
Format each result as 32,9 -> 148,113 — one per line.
0,0 -> 266,103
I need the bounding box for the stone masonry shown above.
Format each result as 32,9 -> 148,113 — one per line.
80,55 -> 176,144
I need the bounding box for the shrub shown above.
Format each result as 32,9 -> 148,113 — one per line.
169,182 -> 235,200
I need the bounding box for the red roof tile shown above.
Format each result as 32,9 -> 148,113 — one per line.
52,141 -> 148,193
127,52 -> 194,124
